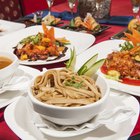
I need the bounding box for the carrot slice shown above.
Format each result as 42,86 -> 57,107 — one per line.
130,46 -> 140,54
124,32 -> 140,46
132,28 -> 140,40
42,22 -> 49,36
48,27 -> 55,42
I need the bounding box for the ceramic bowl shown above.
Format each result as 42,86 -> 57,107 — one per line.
0,52 -> 19,88
28,72 -> 110,125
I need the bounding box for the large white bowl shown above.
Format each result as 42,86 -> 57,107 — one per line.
0,52 -> 19,88
28,73 -> 110,125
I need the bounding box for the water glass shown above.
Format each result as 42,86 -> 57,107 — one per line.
68,0 -> 77,16
46,0 -> 54,15
131,0 -> 140,13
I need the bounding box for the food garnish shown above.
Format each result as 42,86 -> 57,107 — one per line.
65,47 -> 76,71
13,23 -> 70,61
66,49 -> 105,77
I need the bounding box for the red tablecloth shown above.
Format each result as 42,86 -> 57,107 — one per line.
0,0 -> 140,140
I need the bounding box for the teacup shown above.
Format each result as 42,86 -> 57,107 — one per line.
0,52 -> 19,88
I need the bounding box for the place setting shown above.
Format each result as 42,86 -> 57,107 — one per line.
0,51 -> 40,108
15,0 -> 111,37
3,48 -> 139,140
0,23 -> 95,66
4,90 -> 139,140
15,0 -> 78,27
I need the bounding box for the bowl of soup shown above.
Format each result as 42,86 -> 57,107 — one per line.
28,68 -> 110,125
0,52 -> 19,88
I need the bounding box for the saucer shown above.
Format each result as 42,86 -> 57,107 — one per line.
4,90 -> 139,139
0,65 -> 40,108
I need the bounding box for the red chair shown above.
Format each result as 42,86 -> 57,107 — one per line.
0,0 -> 23,21
20,0 -> 66,16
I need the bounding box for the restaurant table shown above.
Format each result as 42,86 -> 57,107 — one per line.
0,0 -> 140,140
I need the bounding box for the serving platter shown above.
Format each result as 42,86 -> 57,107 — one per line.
0,25 -> 95,65
0,65 -> 40,108
4,90 -> 139,140
61,25 -> 110,36
0,20 -> 25,36
110,28 -> 129,39
75,40 -> 140,96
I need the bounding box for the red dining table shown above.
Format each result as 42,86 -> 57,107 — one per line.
0,0 -> 140,140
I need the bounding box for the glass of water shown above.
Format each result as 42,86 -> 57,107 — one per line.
131,0 -> 140,13
46,0 -> 54,15
68,0 -> 77,16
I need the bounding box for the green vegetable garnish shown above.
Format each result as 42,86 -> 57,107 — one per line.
83,59 -> 105,77
20,33 -> 43,45
119,41 -> 134,51
65,47 -> 76,71
77,53 -> 98,75
65,49 -> 104,77
64,76 -> 83,88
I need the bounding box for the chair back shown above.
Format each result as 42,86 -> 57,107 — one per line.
0,0 -> 23,21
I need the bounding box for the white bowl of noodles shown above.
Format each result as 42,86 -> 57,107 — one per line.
28,68 -> 110,125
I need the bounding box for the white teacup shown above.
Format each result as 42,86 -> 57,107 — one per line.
0,52 -> 19,88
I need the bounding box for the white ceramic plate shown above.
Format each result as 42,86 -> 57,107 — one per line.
0,20 -> 25,36
75,40 -> 140,96
0,65 -> 40,108
4,90 -> 139,140
0,25 -> 95,65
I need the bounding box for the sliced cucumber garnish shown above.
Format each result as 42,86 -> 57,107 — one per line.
77,53 -> 98,75
65,47 -> 76,71
84,59 -> 105,77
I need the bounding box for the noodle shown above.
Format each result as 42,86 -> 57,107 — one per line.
32,68 -> 101,107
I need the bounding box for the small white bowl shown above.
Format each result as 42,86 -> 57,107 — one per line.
28,73 -> 110,125
0,52 -> 19,88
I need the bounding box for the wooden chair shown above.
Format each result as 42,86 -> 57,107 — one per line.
0,0 -> 23,21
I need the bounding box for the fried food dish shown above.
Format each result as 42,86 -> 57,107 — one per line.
13,23 -> 70,61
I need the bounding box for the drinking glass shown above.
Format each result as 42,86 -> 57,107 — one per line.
46,0 -> 54,15
68,0 -> 77,16
131,0 -> 140,13
94,0 -> 111,19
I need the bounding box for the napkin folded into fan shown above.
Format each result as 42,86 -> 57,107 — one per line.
0,69 -> 31,94
26,10 -> 78,21
31,96 -> 135,131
